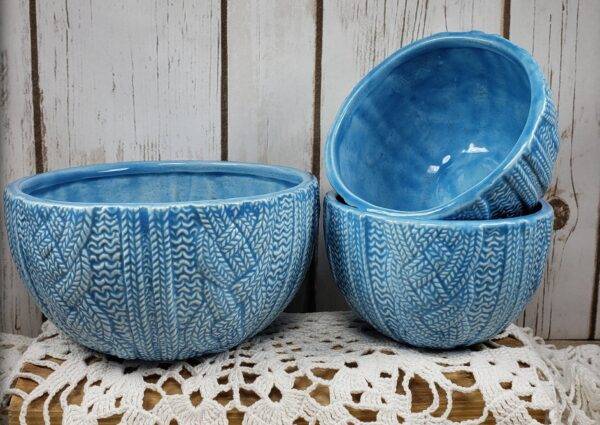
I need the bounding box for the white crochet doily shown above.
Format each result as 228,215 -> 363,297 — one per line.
1,312 -> 599,425
0,332 -> 33,425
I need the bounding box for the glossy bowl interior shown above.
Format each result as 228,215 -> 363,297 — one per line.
18,161 -> 305,204
326,31 -> 547,218
324,192 -> 553,348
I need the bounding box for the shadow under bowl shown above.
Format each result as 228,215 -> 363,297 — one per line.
326,31 -> 559,220
4,161 -> 319,360
324,192 -> 553,349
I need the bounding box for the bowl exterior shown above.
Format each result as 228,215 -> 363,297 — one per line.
4,178 -> 319,360
324,193 -> 553,348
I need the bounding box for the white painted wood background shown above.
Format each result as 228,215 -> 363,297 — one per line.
1,0 -> 598,339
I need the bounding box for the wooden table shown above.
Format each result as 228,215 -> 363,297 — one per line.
7,336 -> 559,425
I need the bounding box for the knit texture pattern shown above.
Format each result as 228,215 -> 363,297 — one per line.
2,312 -> 599,425
4,178 -> 319,360
324,194 -> 553,349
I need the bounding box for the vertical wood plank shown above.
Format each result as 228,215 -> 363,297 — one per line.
227,0 -> 317,311
0,0 -> 43,336
227,0 -> 316,171
511,0 -> 600,339
36,0 -> 222,170
578,1 -> 600,341
316,0 -> 504,310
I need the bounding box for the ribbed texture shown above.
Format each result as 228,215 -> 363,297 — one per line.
324,195 -> 553,349
4,180 -> 319,360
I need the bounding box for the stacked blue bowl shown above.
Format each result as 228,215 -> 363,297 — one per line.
324,31 -> 559,348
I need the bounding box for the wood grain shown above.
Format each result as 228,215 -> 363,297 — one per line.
226,0 -> 318,311
546,339 -> 600,349
9,336 -> 548,424
316,0 -> 504,310
510,0 -> 600,339
0,0 -> 43,336
35,0 -> 222,169
227,0 -> 316,171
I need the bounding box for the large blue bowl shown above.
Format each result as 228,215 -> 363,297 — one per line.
4,161 -> 319,360
326,31 -> 559,219
324,192 -> 553,348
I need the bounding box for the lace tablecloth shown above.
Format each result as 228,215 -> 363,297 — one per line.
1,312 -> 599,424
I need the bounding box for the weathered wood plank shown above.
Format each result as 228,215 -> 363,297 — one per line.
226,0 -> 317,311
510,0 -> 600,339
36,0 -> 222,169
227,0 -> 316,170
316,0 -> 504,310
0,0 -> 43,336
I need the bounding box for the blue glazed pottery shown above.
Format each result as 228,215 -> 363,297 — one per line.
326,31 -> 559,219
4,161 -> 319,360
324,192 -> 553,349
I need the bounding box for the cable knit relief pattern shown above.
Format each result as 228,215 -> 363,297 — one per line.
449,87 -> 560,220
4,177 -> 319,361
324,193 -> 553,349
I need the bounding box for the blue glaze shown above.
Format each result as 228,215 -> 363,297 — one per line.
326,31 -> 559,219
4,161 -> 319,360
324,192 -> 553,349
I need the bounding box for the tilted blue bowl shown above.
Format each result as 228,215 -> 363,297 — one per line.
326,31 -> 559,219
324,192 -> 553,348
4,161 -> 319,360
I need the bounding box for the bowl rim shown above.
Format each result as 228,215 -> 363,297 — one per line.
324,192 -> 553,227
325,31 -> 548,219
5,160 -> 317,209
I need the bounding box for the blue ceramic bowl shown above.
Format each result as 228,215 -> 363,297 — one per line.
326,31 -> 559,219
4,161 -> 319,360
324,192 -> 553,348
